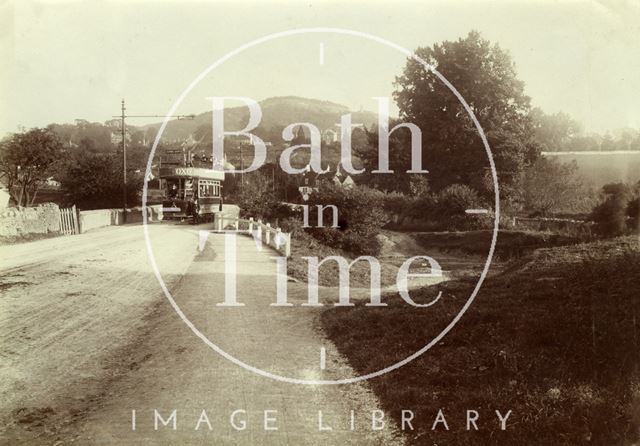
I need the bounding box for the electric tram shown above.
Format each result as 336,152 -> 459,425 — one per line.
158,149 -> 224,223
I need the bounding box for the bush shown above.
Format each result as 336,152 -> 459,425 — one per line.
270,202 -> 299,221
60,152 -> 142,210
435,184 -> 491,230
382,185 -> 492,231
523,158 -> 596,216
233,171 -> 278,219
398,193 -> 436,220
277,216 -> 303,235
628,197 -> 640,233
590,183 -> 632,237
379,190 -> 412,216
306,184 -> 389,255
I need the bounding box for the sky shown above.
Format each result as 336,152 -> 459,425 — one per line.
1,0 -> 639,136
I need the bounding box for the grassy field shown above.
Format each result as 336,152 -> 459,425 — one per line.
285,229 -> 495,287
413,229 -> 585,260
545,152 -> 640,189
321,236 -> 640,445
286,230 -> 401,287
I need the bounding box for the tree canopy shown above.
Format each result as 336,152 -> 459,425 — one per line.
530,108 -> 581,152
360,31 -> 540,209
0,128 -> 64,206
59,151 -> 142,210
523,157 -> 594,216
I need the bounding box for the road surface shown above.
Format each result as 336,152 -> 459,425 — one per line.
0,224 -> 406,445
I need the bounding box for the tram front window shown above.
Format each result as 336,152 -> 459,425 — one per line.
167,179 -> 180,199
167,178 -> 184,200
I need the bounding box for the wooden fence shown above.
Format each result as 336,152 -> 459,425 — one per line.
59,205 -> 79,235
512,216 -> 594,235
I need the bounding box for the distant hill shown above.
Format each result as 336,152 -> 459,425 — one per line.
143,96 -> 378,143
41,96 -> 376,174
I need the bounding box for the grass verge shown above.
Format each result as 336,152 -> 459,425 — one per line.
413,229 -> 585,260
286,230 -> 399,287
321,236 -> 640,445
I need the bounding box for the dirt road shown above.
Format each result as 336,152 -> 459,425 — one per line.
0,224 -> 405,445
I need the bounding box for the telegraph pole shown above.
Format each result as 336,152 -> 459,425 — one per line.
240,144 -> 244,194
115,100 -> 195,224
121,99 -> 127,222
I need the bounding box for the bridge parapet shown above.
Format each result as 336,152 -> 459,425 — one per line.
212,212 -> 291,257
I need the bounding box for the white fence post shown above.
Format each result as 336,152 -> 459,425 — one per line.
275,228 -> 282,249
71,205 -> 78,234
61,207 -> 67,234
60,208 -> 65,234
237,216 -> 292,256
285,233 -> 291,257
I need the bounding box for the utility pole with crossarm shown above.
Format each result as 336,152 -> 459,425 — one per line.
115,99 -> 195,223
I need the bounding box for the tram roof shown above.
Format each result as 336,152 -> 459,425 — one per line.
159,167 -> 224,181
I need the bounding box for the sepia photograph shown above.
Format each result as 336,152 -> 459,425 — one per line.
1,1 -> 639,444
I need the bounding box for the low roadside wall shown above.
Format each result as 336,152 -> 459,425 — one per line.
220,204 -> 240,220
78,205 -> 163,233
211,207 -> 291,257
0,203 -> 61,237
0,204 -> 165,239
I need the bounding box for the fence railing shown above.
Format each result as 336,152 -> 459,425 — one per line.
513,216 -> 592,225
59,205 -> 79,235
213,214 -> 291,257
512,216 -> 594,235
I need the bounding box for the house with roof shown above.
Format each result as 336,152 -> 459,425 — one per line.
322,128 -> 338,145
297,162 -> 355,200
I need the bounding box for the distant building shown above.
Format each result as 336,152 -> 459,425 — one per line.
329,163 -> 355,189
297,162 -> 355,200
44,177 -> 61,189
322,128 -> 338,144
110,130 -> 131,145
292,126 -> 308,145
297,165 -> 317,201
341,175 -> 355,189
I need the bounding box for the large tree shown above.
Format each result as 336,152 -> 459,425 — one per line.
365,31 -> 540,208
231,170 -> 278,219
59,151 -> 142,210
523,158 -> 594,216
358,120 -> 424,194
530,108 -> 580,152
0,128 -> 65,206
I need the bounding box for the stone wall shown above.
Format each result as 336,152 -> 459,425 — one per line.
78,205 -> 163,233
0,203 -> 62,238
